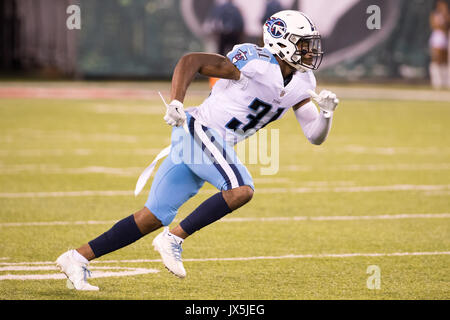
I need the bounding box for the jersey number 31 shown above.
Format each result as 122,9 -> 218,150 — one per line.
225,98 -> 284,132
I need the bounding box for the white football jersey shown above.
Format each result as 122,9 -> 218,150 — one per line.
186,43 -> 316,144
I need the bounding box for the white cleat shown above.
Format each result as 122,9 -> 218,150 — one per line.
55,250 -> 99,291
152,227 -> 186,278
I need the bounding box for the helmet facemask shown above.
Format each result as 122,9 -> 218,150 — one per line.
288,34 -> 323,70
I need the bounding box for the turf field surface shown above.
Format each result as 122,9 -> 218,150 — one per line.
0,82 -> 449,300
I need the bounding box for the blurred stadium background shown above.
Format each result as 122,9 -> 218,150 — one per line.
0,0 -> 449,300
0,0 -> 443,82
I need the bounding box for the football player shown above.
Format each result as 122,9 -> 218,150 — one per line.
56,10 -> 339,290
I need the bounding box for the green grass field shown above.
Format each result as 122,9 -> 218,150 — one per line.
0,82 -> 449,300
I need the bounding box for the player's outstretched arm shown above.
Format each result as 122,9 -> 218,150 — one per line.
292,90 -> 339,145
171,52 -> 240,103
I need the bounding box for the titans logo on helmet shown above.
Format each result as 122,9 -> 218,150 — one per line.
265,17 -> 286,38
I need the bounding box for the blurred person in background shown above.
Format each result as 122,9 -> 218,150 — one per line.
429,0 -> 450,89
259,0 -> 283,46
203,0 -> 245,88
203,0 -> 245,56
261,0 -> 283,25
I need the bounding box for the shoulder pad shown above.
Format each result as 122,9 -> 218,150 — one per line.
227,43 -> 277,70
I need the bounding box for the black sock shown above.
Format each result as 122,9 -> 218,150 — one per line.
88,214 -> 144,258
180,192 -> 232,235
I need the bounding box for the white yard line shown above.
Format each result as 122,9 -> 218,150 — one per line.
181,251 -> 450,262
0,190 -> 133,198
220,213 -> 450,222
0,163 -> 448,176
340,145 -> 450,156
0,165 -> 142,176
0,165 -> 292,182
2,146 -> 450,157
2,251 -> 448,268
250,184 -> 450,194
0,148 -> 161,157
1,162 -> 449,174
337,163 -> 450,171
1,213 -> 449,227
0,220 -> 117,227
284,163 -> 450,172
1,184 -> 449,198
0,130 -> 140,144
0,266 -> 159,280
2,251 -> 449,280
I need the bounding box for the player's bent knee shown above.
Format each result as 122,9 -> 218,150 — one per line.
133,207 -> 163,235
239,185 -> 254,204
223,185 -> 254,210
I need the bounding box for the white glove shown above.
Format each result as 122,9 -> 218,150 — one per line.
163,99 -> 186,127
307,89 -> 339,117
